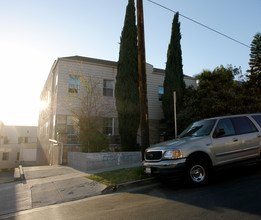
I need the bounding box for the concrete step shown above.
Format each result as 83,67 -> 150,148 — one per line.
14,168 -> 20,180
14,165 -> 25,180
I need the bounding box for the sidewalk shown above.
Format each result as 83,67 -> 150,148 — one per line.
0,163 -> 142,216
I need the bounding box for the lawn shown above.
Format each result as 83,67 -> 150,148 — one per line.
86,166 -> 148,187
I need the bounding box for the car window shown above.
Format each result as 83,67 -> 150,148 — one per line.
251,115 -> 261,128
179,119 -> 216,138
214,118 -> 235,138
231,117 -> 257,135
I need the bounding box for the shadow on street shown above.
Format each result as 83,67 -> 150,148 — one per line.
136,162 -> 261,217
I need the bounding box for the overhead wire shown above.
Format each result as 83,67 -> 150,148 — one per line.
146,0 -> 251,49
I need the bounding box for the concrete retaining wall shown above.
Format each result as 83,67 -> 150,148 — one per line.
68,151 -> 142,171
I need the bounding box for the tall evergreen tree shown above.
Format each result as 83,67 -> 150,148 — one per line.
115,0 -> 140,151
178,65 -> 259,131
247,33 -> 261,94
162,12 -> 185,138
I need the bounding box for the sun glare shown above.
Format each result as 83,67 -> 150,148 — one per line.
0,95 -> 41,126
39,100 -> 48,111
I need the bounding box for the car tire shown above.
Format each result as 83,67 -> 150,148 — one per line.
186,159 -> 209,186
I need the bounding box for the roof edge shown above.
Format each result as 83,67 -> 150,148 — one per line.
56,55 -> 195,79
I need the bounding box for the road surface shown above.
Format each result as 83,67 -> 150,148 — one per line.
1,163 -> 261,220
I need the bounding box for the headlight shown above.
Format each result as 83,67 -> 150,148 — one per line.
163,150 -> 182,159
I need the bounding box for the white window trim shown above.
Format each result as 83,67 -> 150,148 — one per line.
103,118 -> 114,136
68,75 -> 81,93
103,79 -> 114,97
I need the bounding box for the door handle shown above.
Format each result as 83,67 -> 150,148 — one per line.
232,138 -> 238,142
257,134 -> 261,138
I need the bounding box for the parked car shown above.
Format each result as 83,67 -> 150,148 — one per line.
143,114 -> 261,185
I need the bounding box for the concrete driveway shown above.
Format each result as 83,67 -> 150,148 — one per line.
0,166 -> 107,216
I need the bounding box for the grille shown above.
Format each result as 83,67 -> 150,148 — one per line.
145,151 -> 162,161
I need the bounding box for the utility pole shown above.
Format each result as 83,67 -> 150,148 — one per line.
136,0 -> 150,160
173,91 -> 177,139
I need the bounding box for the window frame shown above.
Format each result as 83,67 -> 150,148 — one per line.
213,116 -> 258,139
18,137 -> 24,144
67,116 -> 79,135
103,79 -> 114,97
213,118 -> 236,139
67,134 -> 78,144
17,152 -> 20,161
103,118 -> 114,136
3,136 -> 9,144
2,152 -> 9,161
68,75 -> 80,93
251,115 -> 261,128
158,86 -> 164,101
25,137 -> 29,143
231,116 -> 258,135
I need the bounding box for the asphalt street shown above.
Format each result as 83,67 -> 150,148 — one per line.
1,162 -> 261,220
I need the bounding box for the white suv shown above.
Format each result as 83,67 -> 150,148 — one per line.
143,114 -> 261,185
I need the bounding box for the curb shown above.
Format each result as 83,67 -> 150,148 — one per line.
102,177 -> 156,193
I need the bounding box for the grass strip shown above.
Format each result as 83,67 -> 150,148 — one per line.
86,166 -> 147,187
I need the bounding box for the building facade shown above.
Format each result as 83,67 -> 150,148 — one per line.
0,124 -> 37,170
37,56 -> 197,165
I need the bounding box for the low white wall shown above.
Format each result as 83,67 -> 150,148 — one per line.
68,152 -> 142,171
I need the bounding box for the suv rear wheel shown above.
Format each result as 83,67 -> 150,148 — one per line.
186,160 -> 209,186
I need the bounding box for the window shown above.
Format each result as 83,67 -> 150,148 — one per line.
18,137 -> 23,144
179,119 -> 216,138
214,118 -> 235,138
103,80 -> 114,97
252,115 -> 261,127
103,118 -> 114,136
68,75 -> 80,93
3,136 -> 9,144
24,137 -> 29,143
67,135 -> 78,144
17,152 -> 20,161
231,117 -> 257,135
2,152 -> 9,161
67,116 -> 79,134
67,116 -> 79,144
158,86 -> 164,101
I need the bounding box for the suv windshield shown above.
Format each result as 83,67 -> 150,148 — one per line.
179,119 -> 217,138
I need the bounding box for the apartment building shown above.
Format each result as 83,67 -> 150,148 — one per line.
37,56 -> 196,165
0,124 -> 37,169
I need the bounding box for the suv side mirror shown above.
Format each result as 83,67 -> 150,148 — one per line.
215,129 -> 226,138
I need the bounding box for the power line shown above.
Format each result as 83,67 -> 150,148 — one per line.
146,0 -> 251,49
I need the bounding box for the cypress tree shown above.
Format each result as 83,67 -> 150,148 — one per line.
162,12 -> 185,138
115,0 -> 140,151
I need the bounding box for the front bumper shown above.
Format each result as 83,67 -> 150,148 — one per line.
142,158 -> 186,175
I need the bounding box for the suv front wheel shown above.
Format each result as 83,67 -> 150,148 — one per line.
186,160 -> 209,186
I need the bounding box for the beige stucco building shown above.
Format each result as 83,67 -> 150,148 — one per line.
37,56 -> 196,165
0,124 -> 37,170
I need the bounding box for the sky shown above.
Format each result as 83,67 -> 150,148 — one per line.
0,0 -> 260,126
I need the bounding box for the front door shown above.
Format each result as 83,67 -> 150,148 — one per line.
212,118 -> 241,165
